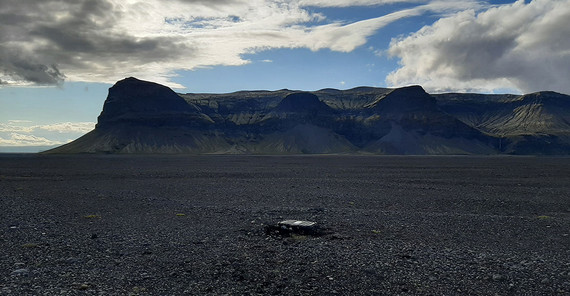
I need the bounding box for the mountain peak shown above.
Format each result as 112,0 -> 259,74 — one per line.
275,92 -> 331,114
96,77 -> 201,128
518,91 -> 569,102
120,76 -> 142,82
367,85 -> 436,112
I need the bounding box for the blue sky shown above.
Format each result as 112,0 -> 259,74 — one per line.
1,0 -> 569,151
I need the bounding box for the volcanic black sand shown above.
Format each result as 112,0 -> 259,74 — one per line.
1,155 -> 569,295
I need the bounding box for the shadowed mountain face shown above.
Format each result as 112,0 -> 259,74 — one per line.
274,92 -> 330,114
96,77 -> 211,129
367,85 -> 437,113
47,78 -> 570,154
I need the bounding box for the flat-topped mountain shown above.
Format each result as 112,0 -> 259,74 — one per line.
96,77 -> 212,128
46,77 -> 570,154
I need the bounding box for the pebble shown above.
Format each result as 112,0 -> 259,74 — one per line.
10,269 -> 30,277
72,282 -> 90,290
63,257 -> 81,264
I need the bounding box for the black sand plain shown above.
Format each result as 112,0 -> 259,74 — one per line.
1,154 -> 569,295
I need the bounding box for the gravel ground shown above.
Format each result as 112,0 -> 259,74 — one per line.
1,154 -> 569,295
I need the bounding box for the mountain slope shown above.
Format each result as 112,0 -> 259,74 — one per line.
45,78 -> 570,155
435,91 -> 570,154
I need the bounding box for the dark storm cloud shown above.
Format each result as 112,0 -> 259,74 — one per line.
0,46 -> 66,85
10,61 -> 66,86
0,0 -> 194,86
29,18 -> 188,61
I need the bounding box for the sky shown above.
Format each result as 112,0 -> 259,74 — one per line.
1,0 -> 569,151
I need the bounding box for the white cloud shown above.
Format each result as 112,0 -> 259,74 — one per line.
0,121 -> 95,146
37,122 -> 95,133
0,121 -> 95,134
0,133 -> 67,146
387,0 -> 570,94
0,0 -> 481,88
0,123 -> 34,133
298,0 -> 425,7
7,120 -> 33,123
301,9 -> 423,52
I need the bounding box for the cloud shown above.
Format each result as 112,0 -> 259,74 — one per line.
0,0 -> 196,87
301,9 -> 424,52
0,120 -> 95,146
0,122 -> 34,134
0,0 -> 479,88
0,121 -> 95,134
37,122 -> 96,133
0,51 -> 66,86
298,0 -> 426,7
0,133 -> 66,146
7,120 -> 33,123
298,2 -> 482,52
387,0 -> 570,94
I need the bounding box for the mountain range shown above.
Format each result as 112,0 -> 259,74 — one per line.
45,77 -> 570,155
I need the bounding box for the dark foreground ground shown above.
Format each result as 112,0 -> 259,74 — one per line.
1,155 -> 569,295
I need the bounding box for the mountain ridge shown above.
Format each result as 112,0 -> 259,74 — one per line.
45,77 -> 570,155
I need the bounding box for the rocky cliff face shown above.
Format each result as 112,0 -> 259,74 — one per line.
46,78 -> 570,154
435,91 -> 570,154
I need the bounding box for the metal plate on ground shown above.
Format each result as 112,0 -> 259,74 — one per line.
278,220 -> 317,227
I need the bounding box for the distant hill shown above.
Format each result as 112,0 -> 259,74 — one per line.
45,77 -> 570,155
